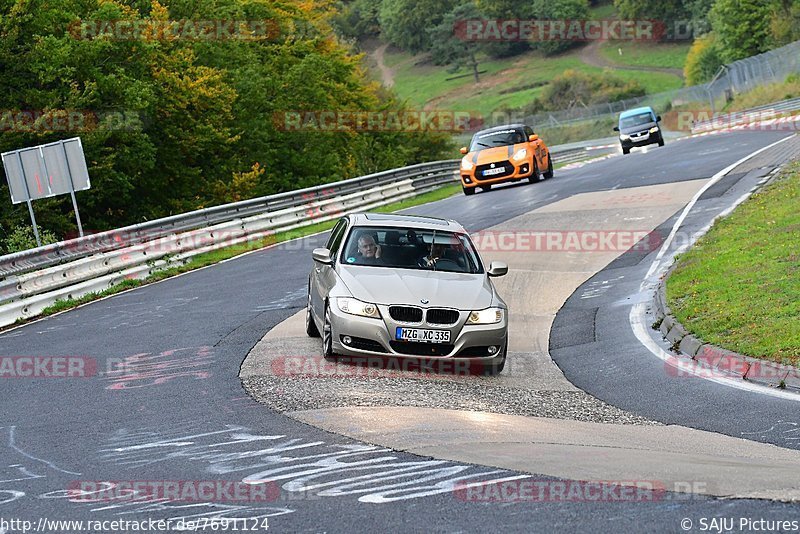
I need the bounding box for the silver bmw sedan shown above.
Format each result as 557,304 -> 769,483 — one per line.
306,213 -> 509,375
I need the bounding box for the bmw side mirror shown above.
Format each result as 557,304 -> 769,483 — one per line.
460,147 -> 468,154
613,126 -> 619,132
487,261 -> 508,277
312,248 -> 333,265
656,115 -> 662,122
528,134 -> 539,142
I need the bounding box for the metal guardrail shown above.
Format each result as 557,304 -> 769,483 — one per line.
739,96 -> 800,115
691,97 -> 800,132
0,160 -> 459,279
0,141 -> 616,327
555,144 -> 617,165
0,168 -> 459,326
0,142 -> 604,279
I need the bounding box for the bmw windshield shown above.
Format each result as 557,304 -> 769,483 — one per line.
340,226 -> 484,274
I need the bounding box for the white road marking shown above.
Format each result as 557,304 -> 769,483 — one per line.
697,148 -> 730,155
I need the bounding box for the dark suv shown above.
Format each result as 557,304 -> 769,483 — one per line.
614,107 -> 664,154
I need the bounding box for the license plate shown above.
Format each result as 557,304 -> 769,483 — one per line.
482,167 -> 505,176
395,327 -> 450,343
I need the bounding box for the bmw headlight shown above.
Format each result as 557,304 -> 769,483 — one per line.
337,297 -> 380,318
619,134 -> 631,141
511,148 -> 527,162
461,157 -> 474,171
467,307 -> 504,324
649,126 -> 659,133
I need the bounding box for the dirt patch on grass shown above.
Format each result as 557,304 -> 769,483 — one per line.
422,60 -> 528,110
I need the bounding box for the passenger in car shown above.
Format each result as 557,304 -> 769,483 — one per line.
356,234 -> 383,265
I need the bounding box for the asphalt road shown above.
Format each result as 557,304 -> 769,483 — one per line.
550,134 -> 800,450
0,130 -> 797,533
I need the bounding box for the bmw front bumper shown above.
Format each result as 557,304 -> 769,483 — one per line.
328,302 -> 508,369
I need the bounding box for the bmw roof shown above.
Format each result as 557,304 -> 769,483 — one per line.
350,213 -> 466,232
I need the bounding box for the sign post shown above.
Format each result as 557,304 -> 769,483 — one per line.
61,141 -> 85,237
14,151 -> 42,247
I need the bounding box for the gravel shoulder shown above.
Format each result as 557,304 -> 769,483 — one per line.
241,311 -> 655,425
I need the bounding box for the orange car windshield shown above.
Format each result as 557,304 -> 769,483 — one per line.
469,129 -> 525,151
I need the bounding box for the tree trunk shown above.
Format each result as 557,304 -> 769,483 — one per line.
470,52 -> 480,83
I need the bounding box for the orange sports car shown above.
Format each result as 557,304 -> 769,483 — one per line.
459,123 -> 553,195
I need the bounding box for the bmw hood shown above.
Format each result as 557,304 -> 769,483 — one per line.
337,266 -> 496,309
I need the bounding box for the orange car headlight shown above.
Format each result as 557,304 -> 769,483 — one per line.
461,157 -> 474,171
511,148 -> 528,162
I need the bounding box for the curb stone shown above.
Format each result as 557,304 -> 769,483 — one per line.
659,315 -> 675,338
678,335 -> 703,357
665,322 -> 688,346
655,269 -> 800,394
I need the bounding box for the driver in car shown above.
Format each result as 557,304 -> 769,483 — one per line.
418,242 -> 447,268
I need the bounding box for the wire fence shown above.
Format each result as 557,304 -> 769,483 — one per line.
488,39 -> 800,129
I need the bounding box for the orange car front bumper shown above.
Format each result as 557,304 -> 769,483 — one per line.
460,158 -> 535,189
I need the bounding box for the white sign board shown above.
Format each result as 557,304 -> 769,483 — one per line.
1,138 -> 91,204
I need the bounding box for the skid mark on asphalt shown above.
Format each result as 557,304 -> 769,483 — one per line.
100,424 -> 530,505
252,287 -> 305,313
0,423 -> 289,522
741,422 -> 800,442
0,426 -> 82,507
104,346 -> 214,390
580,275 -> 626,299
105,297 -> 200,331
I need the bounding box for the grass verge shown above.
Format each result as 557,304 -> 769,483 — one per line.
598,41 -> 691,70
723,74 -> 800,112
387,48 -> 684,119
19,183 -> 461,326
666,161 -> 800,366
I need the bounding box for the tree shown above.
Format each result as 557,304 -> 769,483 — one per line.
379,0 -> 459,53
538,69 -> 646,110
0,0 -> 453,239
526,0 -> 590,55
769,0 -> 800,46
428,2 -> 484,83
684,33 -> 724,85
613,0 -> 693,21
333,0 -> 382,40
710,0 -> 773,62
473,0 -> 532,57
